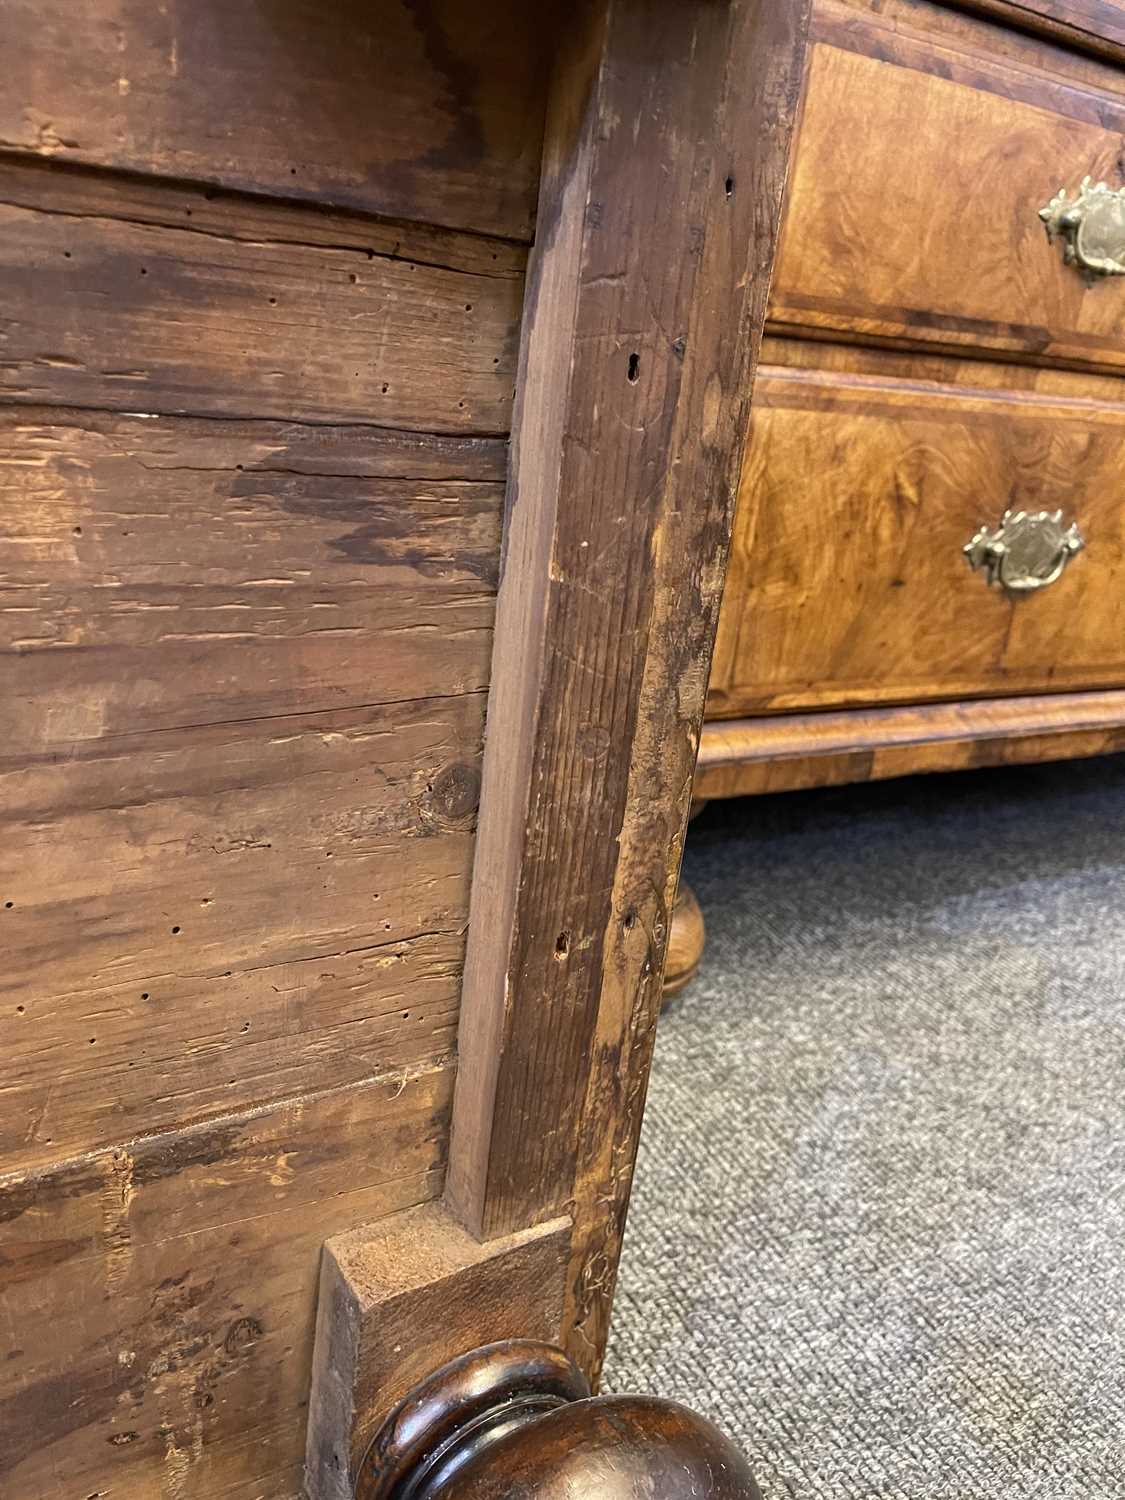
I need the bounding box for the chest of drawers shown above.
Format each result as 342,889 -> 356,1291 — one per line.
667,0 -> 1125,989
701,0 -> 1125,800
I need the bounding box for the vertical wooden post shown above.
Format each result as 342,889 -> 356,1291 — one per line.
446,0 -> 810,1378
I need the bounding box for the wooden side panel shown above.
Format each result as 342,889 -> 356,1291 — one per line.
769,0 -> 1125,370
0,162 -> 521,431
708,356 -> 1125,716
1,408 -> 501,1170
0,1068 -> 452,1500
0,0 -> 548,241
0,0 -> 533,1475
695,691 -> 1125,796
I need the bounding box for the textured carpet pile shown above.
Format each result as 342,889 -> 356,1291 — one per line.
603,756 -> 1125,1497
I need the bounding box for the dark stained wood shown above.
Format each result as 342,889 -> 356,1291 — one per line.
768,0 -> 1125,373
0,157 -> 528,279
355,1341 -> 762,1500
694,690 -> 1125,798
306,1210 -> 572,1500
358,1343 -> 590,1500
0,0 -> 550,241
0,159 -> 522,430
708,349 -> 1125,717
0,1066 -> 452,1500
444,0 -> 810,1381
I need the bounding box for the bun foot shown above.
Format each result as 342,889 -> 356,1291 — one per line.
358,1341 -> 761,1500
663,880 -> 705,999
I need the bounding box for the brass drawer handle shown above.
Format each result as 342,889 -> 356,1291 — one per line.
964,509 -> 1084,592
1040,178 -> 1125,280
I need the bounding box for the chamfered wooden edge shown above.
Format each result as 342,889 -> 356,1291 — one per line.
305,1204 -> 572,1500
694,690 -> 1125,799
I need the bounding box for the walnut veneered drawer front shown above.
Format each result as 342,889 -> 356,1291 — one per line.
706,359 -> 1125,718
768,0 -> 1125,371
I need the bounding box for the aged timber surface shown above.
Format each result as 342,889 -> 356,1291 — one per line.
0,0 -> 549,241
0,1068 -> 452,1500
0,407 -> 503,1170
0,159 -> 522,430
446,0 -> 810,1385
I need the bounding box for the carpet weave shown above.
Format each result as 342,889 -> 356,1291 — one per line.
603,756 -> 1125,1498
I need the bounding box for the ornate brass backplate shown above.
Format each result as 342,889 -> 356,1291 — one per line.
963,509 -> 1084,592
1039,178 -> 1125,280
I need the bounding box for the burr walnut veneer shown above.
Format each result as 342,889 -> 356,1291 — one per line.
702,0 -> 1125,793
662,0 -> 1125,990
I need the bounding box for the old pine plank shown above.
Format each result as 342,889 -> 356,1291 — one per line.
0,0 -> 549,241
0,403 -> 501,1167
445,0 -> 810,1381
0,158 -> 522,430
0,17 -> 528,1475
0,1066 -> 452,1499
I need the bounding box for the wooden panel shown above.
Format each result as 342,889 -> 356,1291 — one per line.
0,1067 -> 451,1500
307,1207 -> 571,1498
958,0 -> 1125,62
0,0 -> 549,241
445,0 -> 810,1387
768,0 -> 1125,371
695,690 -> 1125,797
0,407 -> 500,1170
708,354 -> 1125,717
0,160 -> 522,430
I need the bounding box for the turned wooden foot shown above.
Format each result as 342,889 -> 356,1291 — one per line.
358,1341 -> 761,1500
663,880 -> 705,999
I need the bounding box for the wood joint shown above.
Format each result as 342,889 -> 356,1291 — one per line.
305,1205 -> 572,1500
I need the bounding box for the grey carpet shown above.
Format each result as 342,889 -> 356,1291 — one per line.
603,755 -> 1125,1498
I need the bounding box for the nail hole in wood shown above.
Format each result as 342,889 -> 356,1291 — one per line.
725,175 -> 734,197
555,931 -> 570,958
627,352 -> 640,383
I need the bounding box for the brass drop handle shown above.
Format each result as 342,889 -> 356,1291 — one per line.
964,509 -> 1084,592
1040,178 -> 1125,280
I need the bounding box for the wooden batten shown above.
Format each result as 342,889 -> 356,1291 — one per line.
445,0 -> 810,1378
